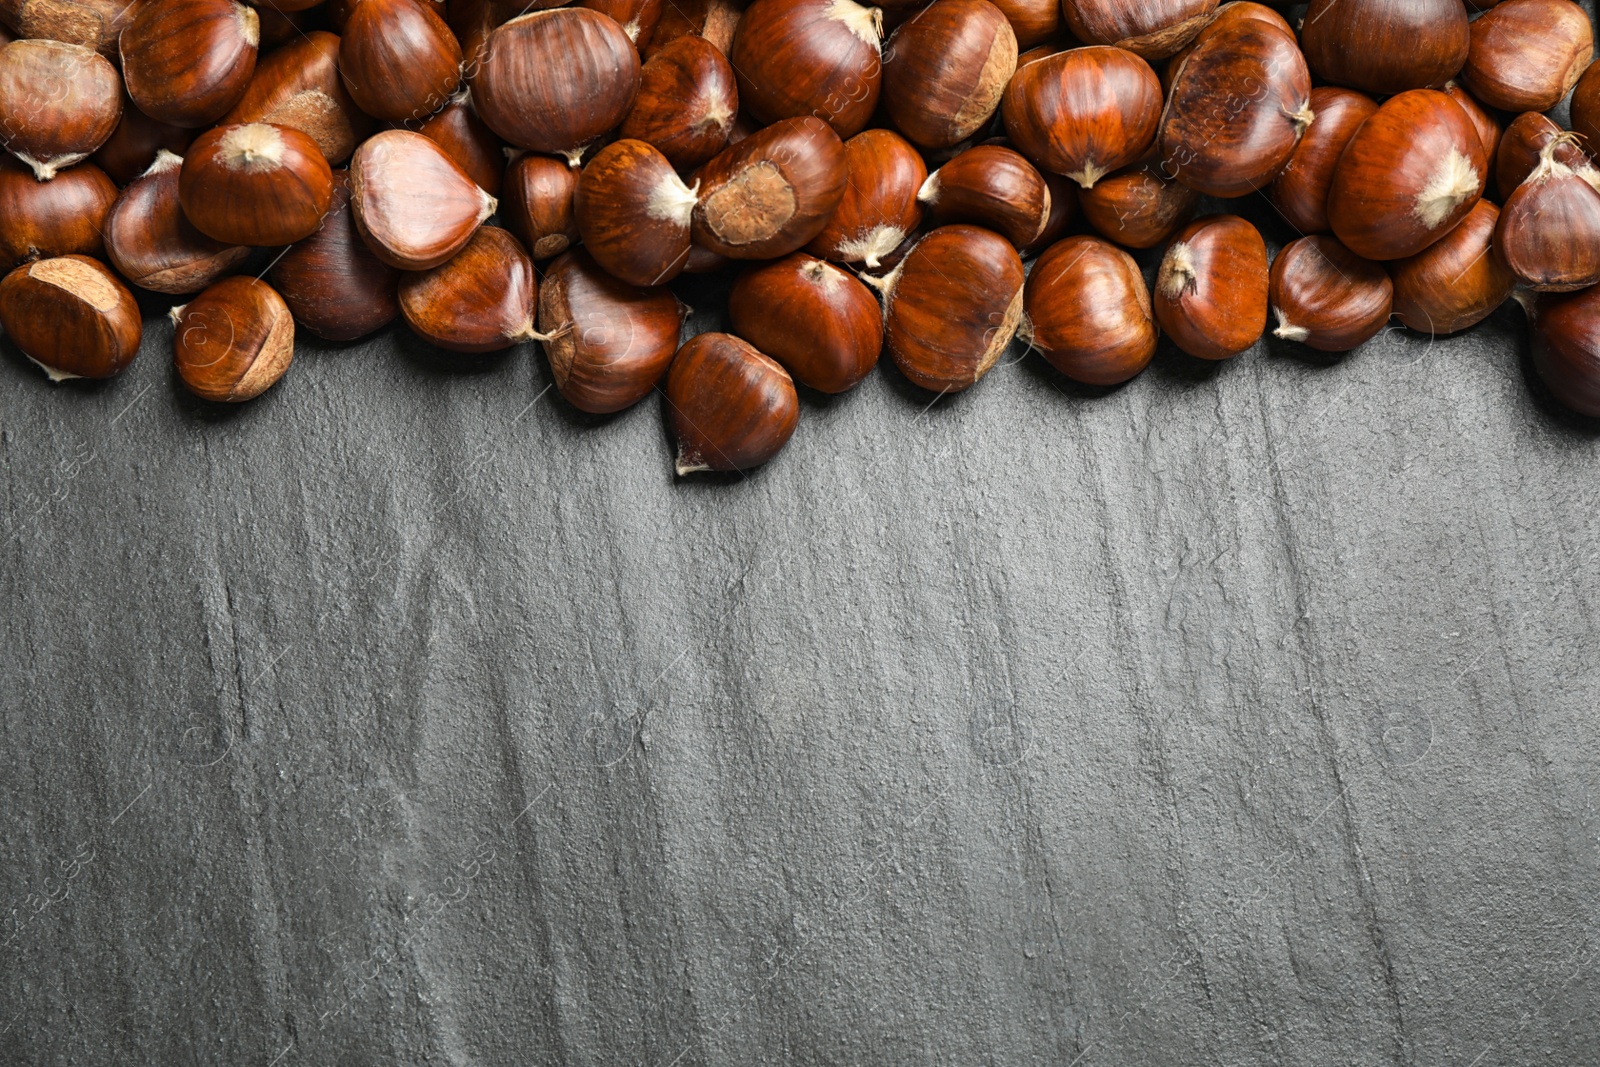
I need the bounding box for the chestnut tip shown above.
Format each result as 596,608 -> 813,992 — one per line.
1270,307 -> 1310,344
1413,147 -> 1482,229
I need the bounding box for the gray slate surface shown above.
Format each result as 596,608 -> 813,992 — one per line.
2,189 -> 1599,1065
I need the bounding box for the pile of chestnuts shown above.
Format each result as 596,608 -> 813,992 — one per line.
1,0 -> 1598,477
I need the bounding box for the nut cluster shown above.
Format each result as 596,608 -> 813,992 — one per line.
2,0 -> 1599,468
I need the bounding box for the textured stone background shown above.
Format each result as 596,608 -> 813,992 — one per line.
4,91 -> 1600,1067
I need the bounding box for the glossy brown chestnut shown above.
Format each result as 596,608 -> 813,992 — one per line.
222,30 -> 370,165
1443,82 -> 1502,174
730,0 -> 882,138
1462,0 -> 1592,114
1153,214 -> 1267,360
92,94 -> 195,185
1160,2 -> 1291,93
1268,87 -> 1377,236
881,0 -> 1017,150
575,139 -> 697,287
1495,137 -> 1600,292
645,0 -> 742,59
537,249 -> 684,413
665,333 -> 799,475
1326,90 -> 1486,261
1158,19 -> 1310,198
1496,111 -> 1600,196
0,40 -> 121,180
171,276 -> 294,402
0,157 -> 116,268
874,224 -> 1024,392
270,170 -> 400,340
1300,0 -> 1468,97
1078,160 -> 1199,249
989,0 -> 1060,49
468,9 -> 641,162
1573,61 -> 1600,158
580,0 -> 665,48
501,153 -> 580,260
106,151 -> 250,294
348,130 -> 497,270
416,92 -> 504,197
1389,200 -> 1514,335
1001,45 -> 1161,189
918,144 -> 1051,249
339,0 -> 462,123
1060,0 -> 1214,59
0,255 -> 140,380
692,116 -> 847,260
1017,169 -> 1076,255
727,253 -> 881,393
621,35 -> 738,172
179,123 -> 333,246
1022,235 -> 1155,384
805,128 -> 925,268
1518,286 -> 1600,416
398,226 -> 538,353
0,0 -> 137,56
120,0 -> 259,128
1268,235 -> 1393,351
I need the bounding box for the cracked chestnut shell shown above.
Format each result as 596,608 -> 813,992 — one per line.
340,0 -> 463,123
1268,235 -> 1392,352
918,143 -> 1052,250
1153,214 -> 1267,360
665,333 -> 799,475
730,0 -> 883,139
0,157 -> 116,268
348,129 -> 497,270
222,30 -> 370,165
1519,286 -> 1600,417
179,123 -> 334,246
727,252 -> 881,393
1061,0 -> 1215,60
1300,0 -> 1468,97
1023,234 -> 1155,385
621,35 -> 738,173
0,39 -> 122,180
399,226 -> 539,353
1001,45 -> 1161,190
120,0 -> 260,128
575,139 -> 697,287
1391,199 -> 1514,335
805,128 -> 925,269
881,0 -> 1017,150
691,116 -> 847,260
0,255 -> 140,380
501,153 -> 580,261
106,151 -> 251,294
171,275 -> 294,402
270,170 -> 401,340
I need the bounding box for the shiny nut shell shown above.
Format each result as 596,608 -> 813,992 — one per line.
727,252 -> 881,393
691,116 -> 847,260
665,333 -> 800,474
399,226 -> 538,353
1268,235 -> 1393,351
1153,214 -> 1267,360
271,170 -> 402,341
171,275 -> 295,402
0,157 -> 116,268
1023,234 -> 1156,384
805,128 -> 925,268
0,40 -> 122,180
0,255 -> 141,379
348,129 -> 497,270
1001,45 -> 1162,189
120,0 -> 260,128
106,151 -> 251,294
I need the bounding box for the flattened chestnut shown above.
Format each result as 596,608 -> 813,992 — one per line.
692,116 -> 847,260
665,333 -> 799,474
918,144 -> 1051,249
106,151 -> 251,294
340,0 -> 463,123
0,255 -> 140,380
1077,159 -> 1198,249
621,35 -> 738,172
1060,0 -> 1215,60
881,0 -> 1017,150
1390,200 -> 1514,335
271,170 -> 401,341
0,157 -> 116,268
1495,137 -> 1600,292
1154,214 -> 1267,360
171,276 -> 294,402
805,128 -> 925,268
1022,234 -> 1156,384
0,39 -> 121,179
120,0 -> 260,128
348,129 -> 497,270
728,253 -> 881,392
1001,45 -> 1161,189
1461,0 -> 1592,114
1269,235 -> 1393,351
575,139 -> 697,287
1269,87 -> 1377,236
399,226 -> 538,353
501,153 -> 580,261
179,123 -> 334,246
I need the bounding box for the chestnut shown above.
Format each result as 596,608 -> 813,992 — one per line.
1572,61 -> 1600,160
1160,2 -> 1291,94
0,0 -> 137,57
339,0 -> 462,123
989,0 -> 1059,50
1495,136 -> 1600,292
1078,159 -> 1199,249
348,130 -> 497,270
537,249 -> 684,413
1016,169 -> 1076,255
1268,87 -> 1378,236
805,128 -> 925,268
1022,235 -> 1155,384
1158,19 -> 1310,198
178,123 -> 333,247
170,276 -> 294,402
665,333 -> 799,475
1326,90 -> 1486,262
0,40 -> 121,180
501,153 -> 580,260
692,116 -> 847,260
1443,82 -> 1502,174
881,0 -> 1017,150
621,35 -> 738,172
92,94 -> 195,186
730,0 -> 882,138
873,224 -> 1024,392
0,255 -> 140,380
0,157 -> 116,268
1496,112 -> 1600,197
106,151 -> 250,294
1518,286 -> 1600,416
222,30 -> 370,165
574,139 -> 698,287
255,6 -> 312,48
416,91 -> 505,198
727,252 -> 881,392
1299,0 -> 1468,97
1268,235 -> 1392,351
1059,0 -> 1214,59
580,0 -> 665,49
271,170 -> 401,341
468,9 -> 641,163
120,0 -> 260,128
645,0 -> 741,58
1461,0 -> 1592,114
1153,214 -> 1267,361
1390,200 -> 1514,335
918,144 -> 1051,249
398,226 -> 539,353
1001,45 -> 1162,189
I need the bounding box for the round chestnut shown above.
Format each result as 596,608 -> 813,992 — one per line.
171,276 -> 294,402
1001,45 -> 1162,189
348,129 -> 497,270
178,123 -> 333,246
1390,200 -> 1514,335
881,0 -> 1017,150
1060,0 -> 1214,59
1461,0 -> 1592,114
271,170 -> 401,341
0,255 -> 140,380
805,128 -> 926,268
1496,111 -> 1600,196
399,226 -> 538,352
691,116 -> 847,260
92,95 -> 196,185
665,333 -> 800,475
730,0 -> 882,138
106,151 -> 251,294
415,91 -> 505,198
120,0 -> 260,128
1269,235 -> 1393,351
0,39 -> 121,179
1495,137 -> 1600,292
918,144 -> 1051,249
621,35 -> 738,172
1268,87 -> 1378,236
575,139 -> 697,287
0,157 -> 116,268
339,0 -> 463,123
1154,214 -> 1267,361
1299,0 -> 1468,97
222,30 -> 370,165
1023,234 -> 1155,384
501,153 -> 580,260
1078,159 -> 1199,249
727,253 -> 881,393
1519,286 -> 1600,416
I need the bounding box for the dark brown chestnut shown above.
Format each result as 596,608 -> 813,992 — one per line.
1462,0 -> 1592,114
1572,61 -> 1600,158
271,170 -> 401,341
730,0 -> 882,138
501,153 -> 580,260
665,333 -> 800,474
91,93 -> 196,186
1496,111 -> 1600,196
179,123 -> 333,246
338,0 -> 462,123
691,115 -> 847,260
1078,159 -> 1199,249
1022,234 -> 1156,384
1300,0 -> 1468,97
105,151 -> 250,294
1060,0 -> 1214,59
0,157 -> 116,268
989,0 -> 1060,50
1153,214 -> 1267,360
222,30 -> 371,165
645,0 -> 742,58
1017,169 -> 1076,255
580,0 -> 665,49
0,255 -> 140,380
255,5 -> 312,48
918,144 -> 1051,249
1001,45 -> 1162,189
621,35 -> 738,172
1390,199 -> 1514,335
415,91 -> 505,197
1268,87 -> 1377,236
0,40 -> 121,180
1160,2 -> 1291,94
120,0 -> 260,128
537,248 -> 684,413
881,0 -> 1017,150
873,224 -> 1025,392
805,128 -> 925,268
1518,286 -> 1600,416
575,139 -> 698,287
1443,82 -> 1502,174
171,275 -> 294,402
727,252 -> 881,392
1495,136 -> 1600,292
348,129 -> 497,270
398,226 -> 538,352
1269,235 -> 1393,351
